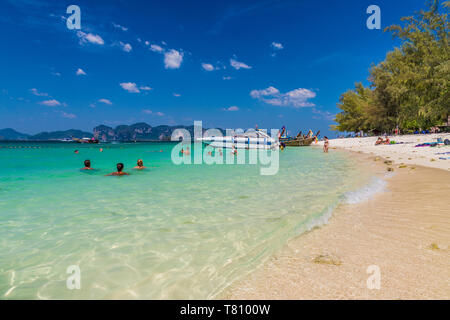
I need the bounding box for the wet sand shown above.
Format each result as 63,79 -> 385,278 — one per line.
223,158 -> 450,300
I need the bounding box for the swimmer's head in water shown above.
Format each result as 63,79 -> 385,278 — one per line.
137,159 -> 143,166
117,163 -> 124,172
84,160 -> 91,167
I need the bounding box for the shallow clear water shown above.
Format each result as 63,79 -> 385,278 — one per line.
0,142 -> 374,299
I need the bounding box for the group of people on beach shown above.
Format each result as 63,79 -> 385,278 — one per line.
81,159 -> 146,176
375,137 -> 391,145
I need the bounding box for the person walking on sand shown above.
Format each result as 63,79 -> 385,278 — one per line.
323,137 -> 329,153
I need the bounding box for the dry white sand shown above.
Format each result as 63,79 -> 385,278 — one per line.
315,134 -> 450,171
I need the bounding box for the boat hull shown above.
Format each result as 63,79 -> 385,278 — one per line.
199,136 -> 278,150
281,137 -> 315,147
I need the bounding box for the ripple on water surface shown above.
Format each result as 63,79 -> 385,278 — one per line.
0,142 -> 375,299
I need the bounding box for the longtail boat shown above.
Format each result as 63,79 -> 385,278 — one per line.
280,129 -> 320,147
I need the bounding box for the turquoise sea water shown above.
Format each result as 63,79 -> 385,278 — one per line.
0,142 -> 375,299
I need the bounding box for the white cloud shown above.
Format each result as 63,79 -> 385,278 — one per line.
120,82 -> 140,93
76,31 -> 104,45
119,42 -> 132,52
271,42 -> 284,50
250,86 -> 316,108
112,23 -> 128,31
30,88 -> 48,96
164,49 -> 183,69
224,106 -> 239,111
223,76 -> 233,80
230,58 -> 252,70
139,86 -> 152,91
173,93 -> 181,97
312,108 -> 335,121
51,72 -> 61,77
76,68 -> 86,76
250,86 -> 280,98
142,109 -> 164,116
145,41 -> 150,46
202,63 -> 215,71
61,112 -> 76,119
150,44 -> 164,53
98,98 -> 112,105
149,44 -> 183,70
40,99 -> 61,107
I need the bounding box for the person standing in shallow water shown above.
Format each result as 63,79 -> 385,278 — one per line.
323,137 -> 329,153
81,160 -> 94,170
134,159 -> 146,170
107,163 -> 129,176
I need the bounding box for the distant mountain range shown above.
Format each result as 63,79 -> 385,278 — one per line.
0,128 -> 93,141
0,128 -> 31,140
0,123 -> 224,141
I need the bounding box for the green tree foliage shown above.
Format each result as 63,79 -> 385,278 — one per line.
332,83 -> 372,132
333,0 -> 449,133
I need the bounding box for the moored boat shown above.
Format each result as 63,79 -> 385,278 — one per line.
199,130 -> 279,150
279,129 -> 319,147
73,137 -> 100,144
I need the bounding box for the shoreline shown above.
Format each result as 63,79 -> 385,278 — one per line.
222,151 -> 450,300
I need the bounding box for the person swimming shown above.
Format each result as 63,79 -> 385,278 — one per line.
107,163 -> 129,176
81,159 -> 94,170
134,159 -> 146,170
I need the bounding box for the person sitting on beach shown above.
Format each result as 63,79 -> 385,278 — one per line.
384,137 -> 391,145
323,137 -> 329,153
375,137 -> 384,145
134,159 -> 146,170
106,163 -> 129,176
81,160 -> 94,170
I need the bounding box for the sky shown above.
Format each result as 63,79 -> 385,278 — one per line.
0,0 -> 428,136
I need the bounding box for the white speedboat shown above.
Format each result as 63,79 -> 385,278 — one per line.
199,130 -> 279,150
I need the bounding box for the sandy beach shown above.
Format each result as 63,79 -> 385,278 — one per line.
223,142 -> 450,300
317,134 -> 450,171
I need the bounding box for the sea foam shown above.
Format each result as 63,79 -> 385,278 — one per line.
343,176 -> 387,204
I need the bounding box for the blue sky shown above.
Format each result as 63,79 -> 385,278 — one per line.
0,0 -> 427,136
